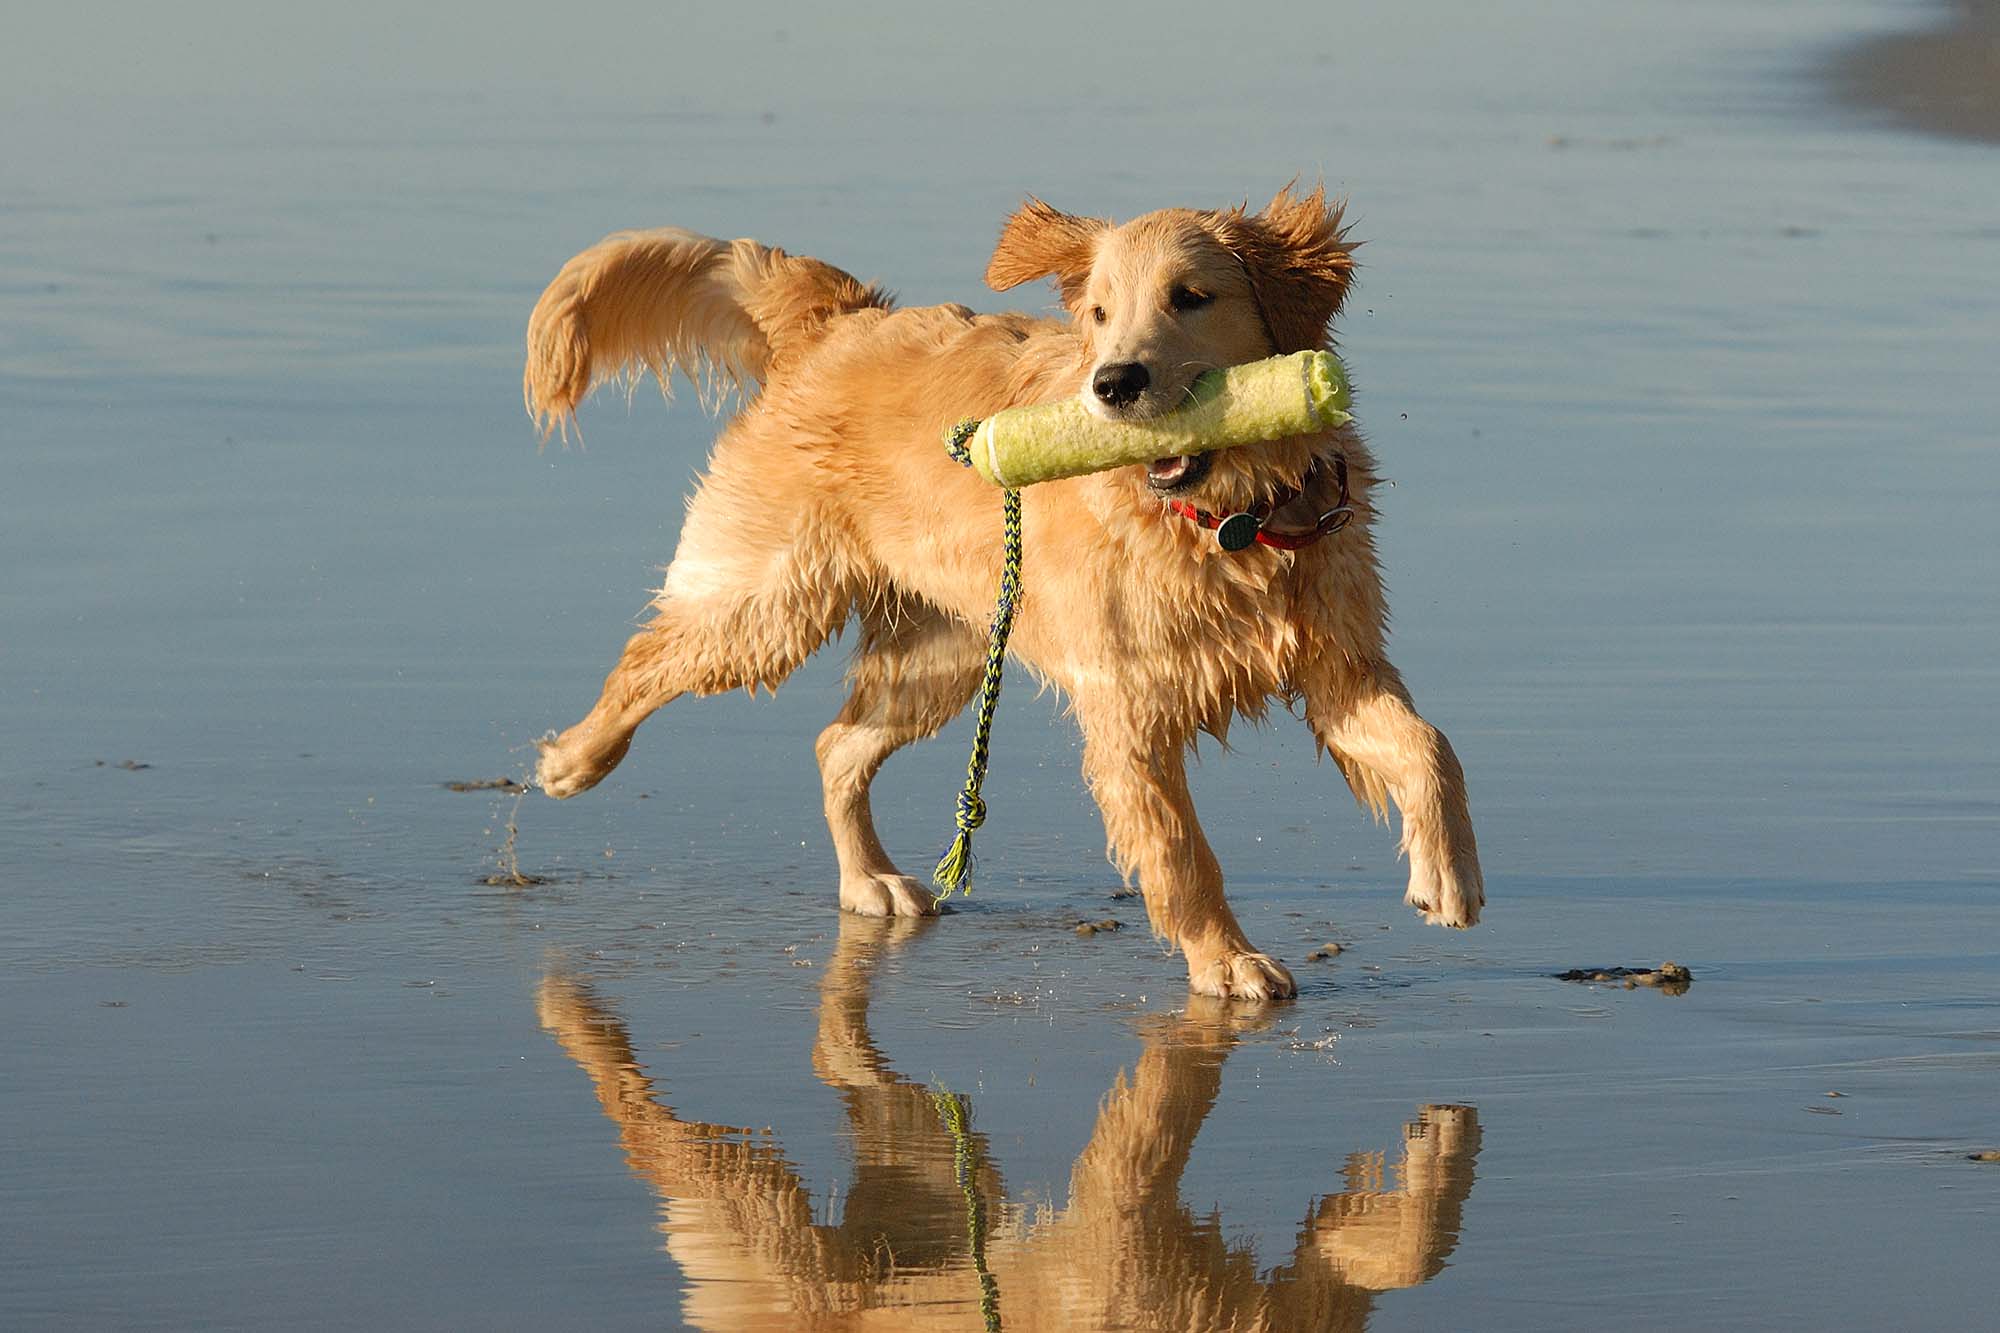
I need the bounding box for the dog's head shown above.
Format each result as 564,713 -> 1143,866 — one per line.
987,184 -> 1357,509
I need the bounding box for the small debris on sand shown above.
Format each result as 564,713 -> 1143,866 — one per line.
444,777 -> 529,793
1306,942 -> 1345,962
1554,961 -> 1693,995
1074,918 -> 1123,937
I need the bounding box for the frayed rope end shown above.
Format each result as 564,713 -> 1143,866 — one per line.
931,831 -> 977,902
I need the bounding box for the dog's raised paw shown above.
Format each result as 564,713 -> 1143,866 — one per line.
534,725 -> 630,800
839,873 -> 940,919
1188,950 -> 1298,1002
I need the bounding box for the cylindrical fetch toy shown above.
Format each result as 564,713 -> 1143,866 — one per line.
957,349 -> 1350,488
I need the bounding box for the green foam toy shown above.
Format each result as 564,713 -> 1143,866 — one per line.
931,348 -> 1354,905
958,349 -> 1351,488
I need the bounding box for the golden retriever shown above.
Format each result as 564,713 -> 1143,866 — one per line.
523,184 -> 1482,1000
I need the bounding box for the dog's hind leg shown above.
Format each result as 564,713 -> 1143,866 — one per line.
817,600 -> 986,917
1300,656 -> 1484,928
536,441 -> 862,799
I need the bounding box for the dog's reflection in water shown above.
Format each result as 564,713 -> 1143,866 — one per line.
537,916 -> 1482,1332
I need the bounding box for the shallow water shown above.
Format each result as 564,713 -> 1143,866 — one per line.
3,1 -> 1997,1328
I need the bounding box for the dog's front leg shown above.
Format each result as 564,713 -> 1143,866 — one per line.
1080,711 -> 1296,1000
1300,657 -> 1483,927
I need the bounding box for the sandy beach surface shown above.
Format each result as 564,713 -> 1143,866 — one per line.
3,2 -> 1996,1328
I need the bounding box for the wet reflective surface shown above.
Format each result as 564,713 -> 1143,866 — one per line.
5,1 -> 1999,1328
538,916 -> 1481,1331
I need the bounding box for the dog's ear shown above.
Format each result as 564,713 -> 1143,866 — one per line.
1210,183 -> 1358,352
985,198 -> 1107,305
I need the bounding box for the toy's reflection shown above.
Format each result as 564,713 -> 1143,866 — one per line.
537,916 -> 1482,1332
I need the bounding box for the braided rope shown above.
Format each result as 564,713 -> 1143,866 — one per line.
933,419 -> 1021,902
943,417 -> 980,468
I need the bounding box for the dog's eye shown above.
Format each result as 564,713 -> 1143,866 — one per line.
1090,305 -> 1107,324
1170,286 -> 1213,312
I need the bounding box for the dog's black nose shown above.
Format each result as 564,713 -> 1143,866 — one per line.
1092,362 -> 1151,408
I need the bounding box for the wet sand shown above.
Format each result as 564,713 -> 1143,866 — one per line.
4,0 -> 1998,1327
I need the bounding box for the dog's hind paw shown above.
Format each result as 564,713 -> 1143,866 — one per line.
840,873 -> 940,919
1188,950 -> 1298,1002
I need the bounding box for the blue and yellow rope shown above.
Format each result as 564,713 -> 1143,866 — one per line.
933,419 -> 1022,902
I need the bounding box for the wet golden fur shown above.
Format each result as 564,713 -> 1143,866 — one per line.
525,185 -> 1483,1000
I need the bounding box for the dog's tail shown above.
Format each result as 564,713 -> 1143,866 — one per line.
523,227 -> 890,438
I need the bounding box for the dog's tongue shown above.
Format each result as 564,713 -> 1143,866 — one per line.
1147,455 -> 1197,486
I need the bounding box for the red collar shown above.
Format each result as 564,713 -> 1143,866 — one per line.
1165,454 -> 1354,552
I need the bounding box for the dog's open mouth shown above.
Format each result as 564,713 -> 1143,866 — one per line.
1145,454 -> 1212,492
